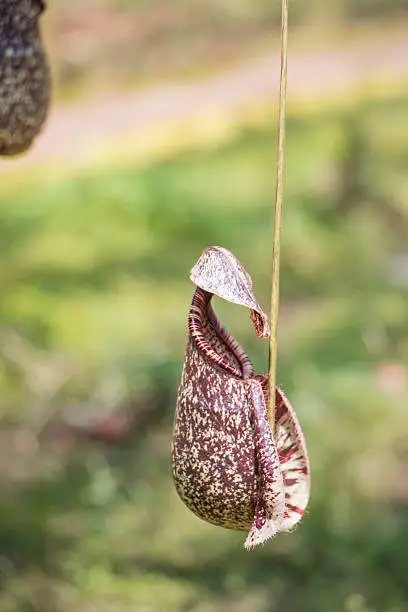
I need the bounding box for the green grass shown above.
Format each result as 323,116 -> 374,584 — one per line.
0,94 -> 408,611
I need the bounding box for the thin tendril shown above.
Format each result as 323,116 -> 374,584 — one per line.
267,0 -> 289,432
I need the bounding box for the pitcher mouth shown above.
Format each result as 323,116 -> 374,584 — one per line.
188,287 -> 257,379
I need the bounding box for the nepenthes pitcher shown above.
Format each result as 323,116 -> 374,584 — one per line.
171,246 -> 310,549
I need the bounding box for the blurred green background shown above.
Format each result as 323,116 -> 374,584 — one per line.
1,1 -> 408,611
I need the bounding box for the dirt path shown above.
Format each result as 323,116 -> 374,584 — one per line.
3,37 -> 408,171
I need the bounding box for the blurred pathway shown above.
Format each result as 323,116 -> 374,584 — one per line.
3,37 -> 408,171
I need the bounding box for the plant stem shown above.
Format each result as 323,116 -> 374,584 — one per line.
267,0 -> 289,432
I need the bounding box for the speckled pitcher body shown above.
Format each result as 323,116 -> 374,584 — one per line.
171,247 -> 310,549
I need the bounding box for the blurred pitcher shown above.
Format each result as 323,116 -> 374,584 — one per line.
0,0 -> 50,155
